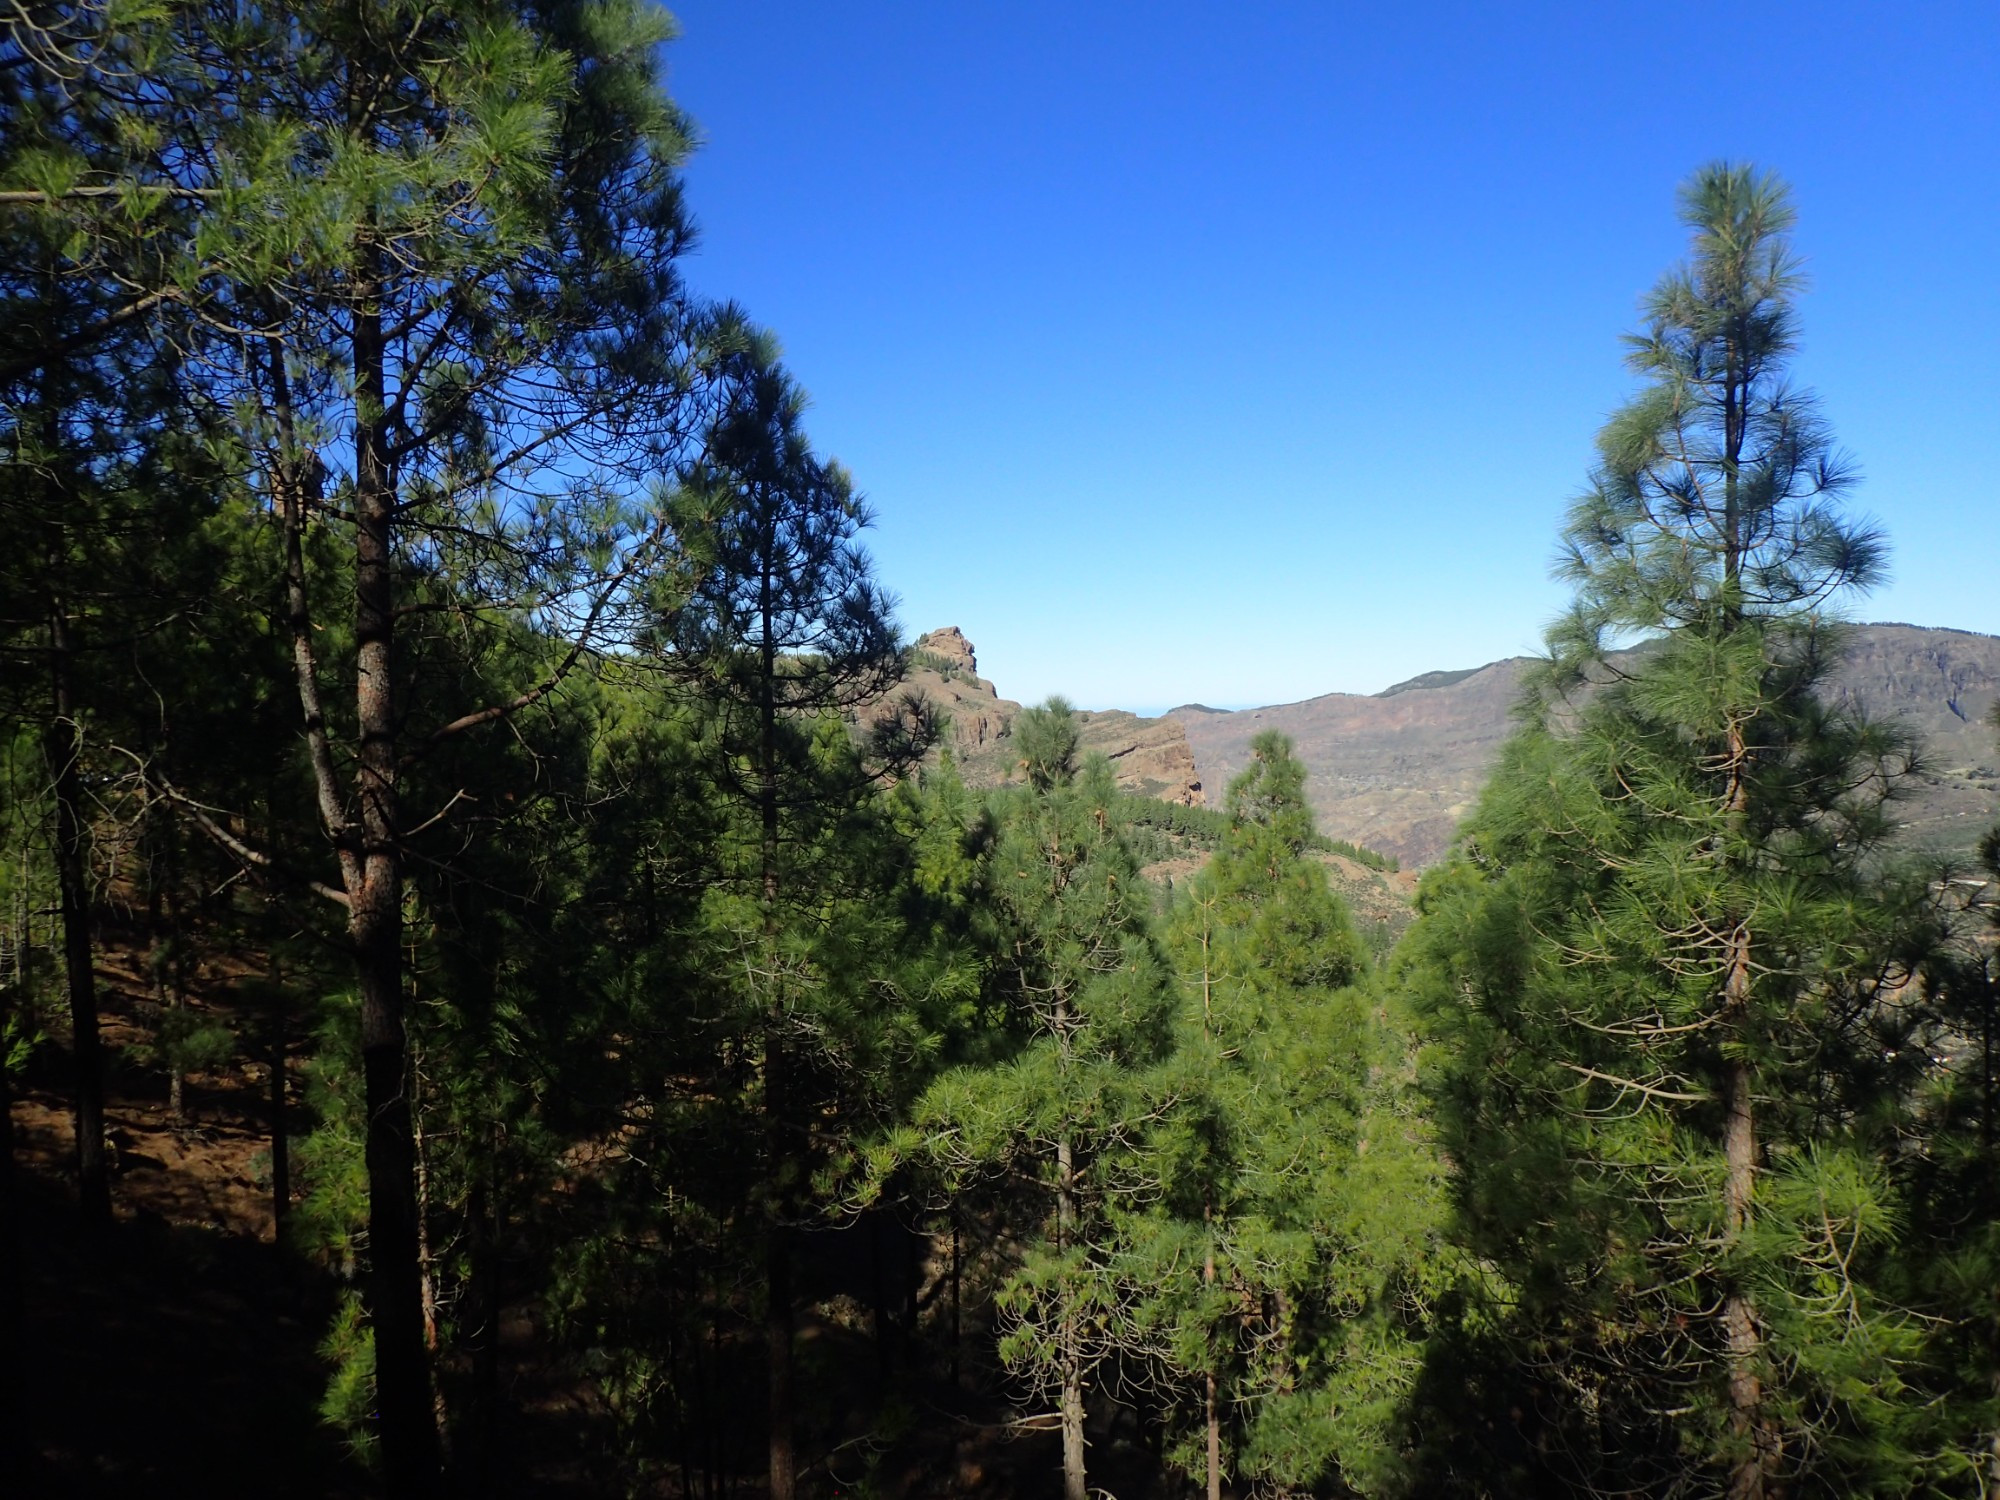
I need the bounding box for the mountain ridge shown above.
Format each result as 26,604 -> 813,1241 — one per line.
907,622 -> 2000,873
1172,622 -> 2000,868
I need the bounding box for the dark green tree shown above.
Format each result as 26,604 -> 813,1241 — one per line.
1139,732 -> 1436,1498
25,0 -> 713,1483
1405,164 -> 1948,1498
903,705 -> 1176,1500
0,20 -> 168,1227
661,332 -> 924,1500
1894,706 -> 2000,1493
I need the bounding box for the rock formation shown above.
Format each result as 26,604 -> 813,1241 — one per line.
902,628 -> 1205,806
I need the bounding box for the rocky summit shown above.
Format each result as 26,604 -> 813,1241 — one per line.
901,622 -> 2000,871
905,628 -> 1205,805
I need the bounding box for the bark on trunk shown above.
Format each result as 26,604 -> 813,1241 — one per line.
412,1058 -> 453,1463
1201,928 -> 1221,1500
1720,709 -> 1774,1500
268,979 -> 289,1236
1722,1052 -> 1770,1500
458,1155 -> 501,1499
0,986 -> 22,1486
765,1209 -> 796,1500
1057,1129 -> 1086,1500
46,605 -> 109,1229
757,515 -> 798,1500
949,1209 -> 962,1388
143,777 -> 189,1125
1205,1220 -> 1221,1500
349,244 -> 440,1498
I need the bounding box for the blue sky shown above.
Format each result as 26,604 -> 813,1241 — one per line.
661,3 -> 1999,713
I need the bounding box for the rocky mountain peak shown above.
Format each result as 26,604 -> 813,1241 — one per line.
914,626 -> 978,676
898,627 -> 1206,807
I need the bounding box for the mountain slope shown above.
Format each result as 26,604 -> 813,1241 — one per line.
1172,624 -> 2000,869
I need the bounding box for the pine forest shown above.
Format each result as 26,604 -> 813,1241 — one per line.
3,5 -> 1998,1497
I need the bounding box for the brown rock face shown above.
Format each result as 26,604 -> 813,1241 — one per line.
1072,709 -> 1205,806
1174,623 -> 2000,869
914,626 -> 980,678
901,630 -> 1205,806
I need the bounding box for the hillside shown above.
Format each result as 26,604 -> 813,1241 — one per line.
1171,623 -> 2000,869
905,628 -> 1205,805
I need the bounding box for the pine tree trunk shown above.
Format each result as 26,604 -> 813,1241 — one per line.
1720,708 -> 1774,1500
1987,962 -> 2000,1493
461,1163 -> 500,1500
0,985 -> 22,1486
1201,927 -> 1221,1500
412,1056 -> 453,1465
708,1300 -> 724,1500
46,603 -> 109,1230
268,966 -> 289,1236
1722,1051 -> 1767,1500
1205,1221 -> 1221,1500
766,1204 -> 796,1500
143,777 -> 187,1125
350,240 -> 441,1498
1057,1129 -> 1087,1500
871,1214 -> 892,1388
757,523 -> 798,1500
949,1209 -> 962,1388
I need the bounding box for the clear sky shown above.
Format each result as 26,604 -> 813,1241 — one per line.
660,2 -> 1998,714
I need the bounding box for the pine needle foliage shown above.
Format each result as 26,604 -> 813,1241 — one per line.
1402,164 -> 1954,1499
1139,731 -> 1441,1498
902,704 -> 1176,1500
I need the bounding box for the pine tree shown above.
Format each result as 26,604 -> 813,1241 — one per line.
13,0 -> 712,1483
660,332 -> 921,1500
1405,164 -> 1947,1497
906,703 -> 1176,1500
1140,732 -> 1437,1497
1896,706 -> 2000,1493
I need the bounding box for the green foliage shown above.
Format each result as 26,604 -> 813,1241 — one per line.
291,993 -> 368,1277
1320,837 -> 1399,873
3,41 -> 1990,1498
147,1005 -> 236,1077
898,724 -> 1176,1491
316,1291 -> 379,1469
1115,793 -> 1232,847
1112,787 -> 1400,872
1130,733 -> 1441,1495
1400,165 -> 1965,1497
1015,695 -> 1083,793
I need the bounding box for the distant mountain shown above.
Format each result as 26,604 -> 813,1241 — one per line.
898,623 -> 2000,874
1170,623 -> 2000,869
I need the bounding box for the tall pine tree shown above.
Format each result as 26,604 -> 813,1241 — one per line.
1406,164 -> 1947,1498
906,703 -> 1176,1500
1142,732 -> 1437,1497
33,0 -> 712,1483
661,331 -> 922,1500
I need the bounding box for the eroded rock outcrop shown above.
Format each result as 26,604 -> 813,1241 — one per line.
900,628 -> 1204,806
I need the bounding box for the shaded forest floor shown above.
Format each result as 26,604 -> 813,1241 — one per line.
10,931 -> 365,1497
9,934 -> 1196,1497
